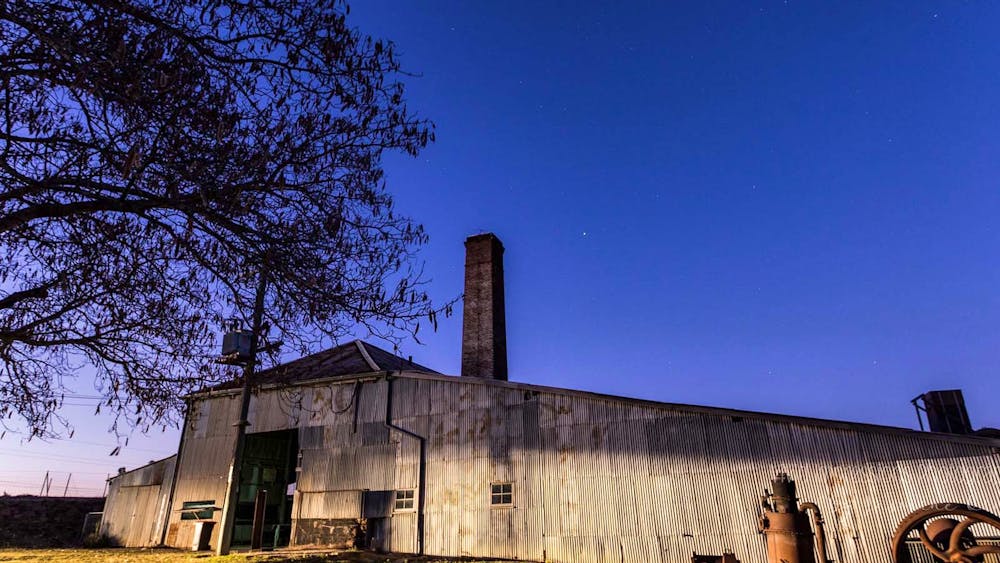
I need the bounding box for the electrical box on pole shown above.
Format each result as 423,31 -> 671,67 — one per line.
221,331 -> 252,363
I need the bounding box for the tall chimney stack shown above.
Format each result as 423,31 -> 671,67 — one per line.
461,233 -> 508,380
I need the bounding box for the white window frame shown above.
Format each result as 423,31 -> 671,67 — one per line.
393,489 -> 416,512
490,482 -> 513,507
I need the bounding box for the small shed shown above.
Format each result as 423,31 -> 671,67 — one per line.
100,455 -> 177,547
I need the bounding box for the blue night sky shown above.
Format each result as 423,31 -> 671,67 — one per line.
2,1 -> 999,495
354,0 -> 1000,425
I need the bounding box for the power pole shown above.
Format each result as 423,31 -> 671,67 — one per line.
216,268 -> 268,555
39,471 -> 49,496
63,473 -> 72,497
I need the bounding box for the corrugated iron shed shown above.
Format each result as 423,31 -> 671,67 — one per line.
160,354 -> 1000,562
100,455 -> 177,547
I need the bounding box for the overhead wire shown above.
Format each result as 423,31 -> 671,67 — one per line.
0,468 -> 110,475
0,450 -> 134,467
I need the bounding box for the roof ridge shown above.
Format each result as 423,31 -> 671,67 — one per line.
197,339 -> 436,393
354,340 -> 381,371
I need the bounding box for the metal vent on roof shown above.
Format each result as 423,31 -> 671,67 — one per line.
912,389 -> 973,435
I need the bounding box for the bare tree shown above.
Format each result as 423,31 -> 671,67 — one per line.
0,0 -> 444,437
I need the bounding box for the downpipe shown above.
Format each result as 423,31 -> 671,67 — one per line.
800,502 -> 830,563
384,372 -> 426,555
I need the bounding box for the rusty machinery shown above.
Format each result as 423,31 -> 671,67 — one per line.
758,473 -> 831,563
892,503 -> 1000,563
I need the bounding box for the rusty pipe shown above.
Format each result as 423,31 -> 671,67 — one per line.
800,502 -> 829,563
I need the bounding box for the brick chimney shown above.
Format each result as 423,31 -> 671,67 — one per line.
461,233 -> 508,380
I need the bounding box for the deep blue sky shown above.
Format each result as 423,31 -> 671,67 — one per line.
3,1 -> 999,495
352,0 -> 1000,428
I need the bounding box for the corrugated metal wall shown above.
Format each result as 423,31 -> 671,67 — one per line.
100,455 -> 176,547
168,373 -> 1000,562
163,394 -> 240,548
521,384 -> 1000,563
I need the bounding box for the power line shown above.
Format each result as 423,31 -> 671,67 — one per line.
0,469 -> 109,476
0,438 -> 176,455
42,440 -> 173,454
0,450 -> 128,467
1,432 -> 177,454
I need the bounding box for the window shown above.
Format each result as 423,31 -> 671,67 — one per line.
180,500 -> 216,520
394,489 -> 415,511
491,483 -> 513,506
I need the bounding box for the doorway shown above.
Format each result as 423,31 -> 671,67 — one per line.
232,429 -> 298,549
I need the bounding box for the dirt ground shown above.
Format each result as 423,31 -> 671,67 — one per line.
0,548 -> 509,563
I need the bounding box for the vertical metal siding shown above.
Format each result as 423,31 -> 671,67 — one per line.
168,376 -> 1000,563
100,455 -> 177,547
164,395 -> 240,549
296,490 -> 362,519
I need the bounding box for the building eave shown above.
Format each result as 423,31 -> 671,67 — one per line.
106,454 -> 178,483
396,372 -> 1000,449
186,369 -> 1000,449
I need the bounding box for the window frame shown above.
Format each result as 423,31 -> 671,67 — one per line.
490,482 -> 513,507
393,489 -> 416,512
179,500 -> 216,520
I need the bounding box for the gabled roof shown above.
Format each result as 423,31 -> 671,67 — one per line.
207,340 -> 436,391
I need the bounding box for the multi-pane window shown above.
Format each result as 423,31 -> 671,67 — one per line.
394,489 -> 415,511
180,500 -> 215,520
491,483 -> 513,506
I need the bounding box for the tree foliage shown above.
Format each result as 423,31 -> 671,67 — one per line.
0,0 -> 440,437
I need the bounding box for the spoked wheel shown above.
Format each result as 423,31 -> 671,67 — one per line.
892,504 -> 1000,563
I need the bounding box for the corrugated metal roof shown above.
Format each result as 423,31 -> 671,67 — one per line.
205,340 -> 437,391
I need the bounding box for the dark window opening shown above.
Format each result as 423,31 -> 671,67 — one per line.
180,500 -> 216,520
491,483 -> 513,506
393,489 -> 415,511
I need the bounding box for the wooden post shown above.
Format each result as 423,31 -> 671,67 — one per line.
251,489 -> 267,550
216,268 -> 268,555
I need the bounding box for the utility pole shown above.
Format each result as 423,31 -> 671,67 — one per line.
63,473 -> 72,497
39,471 -> 49,496
216,268 -> 268,555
